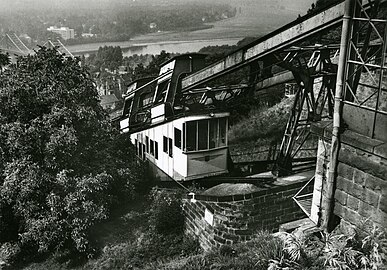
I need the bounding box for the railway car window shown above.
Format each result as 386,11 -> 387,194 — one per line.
219,118 -> 227,147
155,141 -> 159,159
150,139 -> 154,156
185,118 -> 227,152
198,120 -> 208,150
209,119 -> 219,149
168,138 -> 173,157
182,123 -> 186,150
163,136 -> 168,153
154,81 -> 170,104
186,121 -> 197,151
146,136 -> 149,153
174,128 -> 182,149
139,92 -> 152,108
123,98 -> 132,117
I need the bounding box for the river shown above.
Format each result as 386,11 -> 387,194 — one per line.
67,1 -> 306,57
69,38 -> 241,57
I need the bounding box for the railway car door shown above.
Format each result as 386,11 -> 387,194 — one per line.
168,137 -> 173,177
162,133 -> 173,178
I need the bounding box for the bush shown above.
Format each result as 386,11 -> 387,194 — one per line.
89,231 -> 199,270
270,223 -> 387,270
148,188 -> 185,235
86,188 -> 199,270
241,231 -> 284,268
0,242 -> 21,266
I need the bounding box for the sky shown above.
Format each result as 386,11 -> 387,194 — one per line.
0,0 -> 314,13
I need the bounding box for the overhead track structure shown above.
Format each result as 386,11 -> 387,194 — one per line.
180,1 -> 348,92
0,33 -> 32,56
181,0 -> 386,92
44,39 -> 74,58
272,46 -> 338,175
178,0 -> 386,176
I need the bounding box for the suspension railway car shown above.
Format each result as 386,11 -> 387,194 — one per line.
120,54 -> 232,181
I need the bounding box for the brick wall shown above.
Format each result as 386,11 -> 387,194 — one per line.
182,180 -> 313,250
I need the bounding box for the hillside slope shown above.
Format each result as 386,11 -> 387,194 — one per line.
229,96 -> 293,145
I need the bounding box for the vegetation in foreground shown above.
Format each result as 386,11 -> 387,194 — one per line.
0,49 -> 150,268
145,222 -> 387,270
16,189 -> 199,270
10,184 -> 387,270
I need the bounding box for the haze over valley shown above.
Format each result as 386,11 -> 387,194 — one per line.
1,0 -> 315,55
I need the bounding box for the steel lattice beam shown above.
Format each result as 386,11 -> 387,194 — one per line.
342,0 -> 387,140
273,48 -> 337,176
0,33 -> 31,56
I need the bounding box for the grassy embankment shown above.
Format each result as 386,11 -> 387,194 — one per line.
228,96 -> 294,162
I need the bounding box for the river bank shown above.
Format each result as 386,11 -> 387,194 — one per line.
69,37 -> 242,56
67,3 -> 301,56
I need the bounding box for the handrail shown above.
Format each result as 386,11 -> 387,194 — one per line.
292,175 -> 315,217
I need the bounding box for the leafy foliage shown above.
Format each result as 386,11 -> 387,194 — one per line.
82,189 -> 198,270
90,46 -> 123,72
130,50 -> 173,80
148,188 -> 185,235
0,48 -> 144,262
199,37 -> 257,65
137,223 -> 387,270
270,223 -> 387,270
0,50 -> 10,70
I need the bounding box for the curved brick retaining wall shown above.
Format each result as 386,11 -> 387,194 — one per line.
182,180 -> 313,250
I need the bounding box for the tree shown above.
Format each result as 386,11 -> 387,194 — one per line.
0,50 -> 10,71
92,46 -> 123,72
132,50 -> 172,80
0,48 -> 144,261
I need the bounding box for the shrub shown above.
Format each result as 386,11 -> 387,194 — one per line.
242,231 -> 285,268
0,242 -> 21,266
148,188 -> 185,235
87,189 -> 199,270
89,232 -> 199,270
270,223 -> 387,270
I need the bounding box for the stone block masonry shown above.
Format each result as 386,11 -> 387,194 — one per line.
182,180 -> 313,250
311,121 -> 387,230
335,142 -> 387,228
